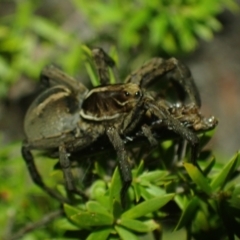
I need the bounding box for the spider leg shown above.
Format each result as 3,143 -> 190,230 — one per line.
141,124 -> 158,147
21,144 -> 69,203
145,100 -> 199,165
125,57 -> 201,107
106,127 -> 132,206
59,145 -> 88,200
40,65 -> 88,96
91,48 -> 116,85
168,59 -> 201,107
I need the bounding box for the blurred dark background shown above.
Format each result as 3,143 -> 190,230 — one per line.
186,9 -> 240,160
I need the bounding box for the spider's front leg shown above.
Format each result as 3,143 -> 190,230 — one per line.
145,100 -> 200,165
125,57 -> 201,107
106,127 -> 132,206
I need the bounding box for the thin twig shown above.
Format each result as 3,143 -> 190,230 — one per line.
4,209 -> 64,240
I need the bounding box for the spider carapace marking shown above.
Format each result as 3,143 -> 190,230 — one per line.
80,83 -> 142,121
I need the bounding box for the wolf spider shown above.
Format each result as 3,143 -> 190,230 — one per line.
22,48 -> 217,203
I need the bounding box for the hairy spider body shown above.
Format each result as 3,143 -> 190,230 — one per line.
22,48 -> 217,204
80,83 -> 142,121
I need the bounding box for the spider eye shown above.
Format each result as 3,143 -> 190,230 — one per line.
135,91 -> 141,97
124,91 -> 130,97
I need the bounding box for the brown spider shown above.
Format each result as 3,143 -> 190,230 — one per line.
22,48 -> 217,203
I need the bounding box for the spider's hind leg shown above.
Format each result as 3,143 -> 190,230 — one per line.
59,145 -> 88,201
21,143 -> 69,203
40,65 -> 88,95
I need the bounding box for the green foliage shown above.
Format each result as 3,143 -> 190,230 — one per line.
0,0 -> 238,97
53,133 -> 240,240
76,0 -> 238,53
0,0 -> 85,97
2,130 -> 240,239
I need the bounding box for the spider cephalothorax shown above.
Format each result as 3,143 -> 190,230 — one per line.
22,48 -> 217,203
80,83 -> 142,121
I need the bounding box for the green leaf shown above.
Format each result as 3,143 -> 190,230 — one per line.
139,170 -> 168,183
119,218 -> 150,233
109,167 -> 122,211
149,14 -> 168,46
93,161 -> 106,179
54,217 -> 79,231
210,152 -> 239,191
31,17 -> 70,45
112,199 -> 123,220
85,62 -> 99,86
115,226 -> 139,240
229,184 -> 240,210
71,211 -> 113,228
194,23 -> 213,41
135,160 -> 145,177
144,184 -> 166,198
143,219 -> 160,232
108,67 -> 117,84
175,197 -> 199,230
132,182 -> 142,202
139,185 -> 154,200
64,204 -> 81,218
202,156 -> 215,176
89,179 -> 107,203
178,26 -> 197,52
81,44 -> 92,56
174,195 -> 189,211
163,32 -> 178,53
206,17 -> 222,31
121,194 -> 174,219
87,227 -> 112,240
62,43 -> 83,75
184,163 -> 212,195
15,0 -> 34,28
87,201 -> 110,216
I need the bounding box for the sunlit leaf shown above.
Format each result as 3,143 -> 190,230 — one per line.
87,227 -> 112,240
115,226 -> 138,240
202,156 -> 215,176
121,194 -> 174,219
184,163 -> 212,195
139,170 -> 168,183
87,201 -> 110,216
71,211 -> 113,227
194,23 -> 213,41
132,182 -> 141,202
64,204 -> 81,218
210,152 -> 239,191
109,167 -> 122,212
175,197 -> 199,230
119,218 -> 150,232
85,62 -> 99,86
